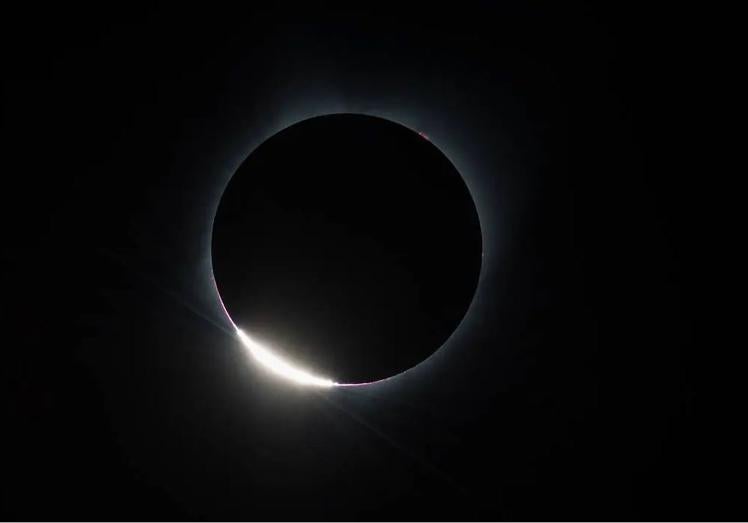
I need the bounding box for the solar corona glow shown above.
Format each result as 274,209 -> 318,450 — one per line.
213,114 -> 484,389
235,328 -> 336,388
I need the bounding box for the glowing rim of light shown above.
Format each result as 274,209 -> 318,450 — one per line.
212,112 -> 486,389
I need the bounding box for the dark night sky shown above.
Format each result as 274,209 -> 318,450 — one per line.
1,2 -> 737,521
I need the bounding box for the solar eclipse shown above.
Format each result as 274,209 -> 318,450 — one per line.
211,114 -> 483,386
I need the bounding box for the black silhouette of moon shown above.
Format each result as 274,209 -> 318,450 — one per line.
212,114 -> 482,385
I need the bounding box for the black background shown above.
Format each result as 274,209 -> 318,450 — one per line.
1,2 -> 736,521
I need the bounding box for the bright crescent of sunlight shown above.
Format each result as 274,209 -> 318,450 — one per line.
236,328 -> 336,388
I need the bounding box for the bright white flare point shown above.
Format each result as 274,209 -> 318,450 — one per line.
235,328 -> 335,388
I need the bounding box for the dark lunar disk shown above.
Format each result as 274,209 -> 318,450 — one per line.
212,114 -> 482,384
